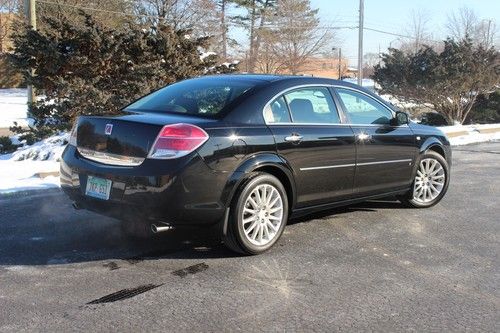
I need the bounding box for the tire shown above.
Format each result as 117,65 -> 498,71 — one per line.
223,172 -> 289,255
400,150 -> 450,208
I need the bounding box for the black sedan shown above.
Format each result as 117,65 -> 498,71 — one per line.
60,75 -> 451,254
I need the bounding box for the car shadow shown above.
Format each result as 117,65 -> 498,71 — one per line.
0,196 -> 406,267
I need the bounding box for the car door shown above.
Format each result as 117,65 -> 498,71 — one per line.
264,86 -> 356,208
334,87 -> 417,195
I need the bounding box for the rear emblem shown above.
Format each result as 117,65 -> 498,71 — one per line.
104,124 -> 113,135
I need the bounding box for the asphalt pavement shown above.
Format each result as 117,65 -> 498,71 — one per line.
0,142 -> 499,332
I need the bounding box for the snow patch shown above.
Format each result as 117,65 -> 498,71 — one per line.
200,51 -> 216,60
0,88 -> 30,128
439,124 -> 500,146
0,132 -> 68,194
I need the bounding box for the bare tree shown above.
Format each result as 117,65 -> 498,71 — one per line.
263,0 -> 330,75
34,0 -> 135,33
446,7 -> 478,41
134,0 -> 218,36
233,0 -> 276,72
255,29 -> 283,73
401,9 -> 432,53
213,0 -> 239,60
216,0 -> 228,59
0,0 -> 20,53
476,19 -> 497,48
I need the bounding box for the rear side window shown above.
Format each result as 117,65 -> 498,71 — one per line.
336,88 -> 393,125
283,87 -> 340,124
264,96 -> 291,123
125,79 -> 256,117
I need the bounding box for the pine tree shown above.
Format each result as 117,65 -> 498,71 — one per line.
9,12 -> 237,140
374,38 -> 499,124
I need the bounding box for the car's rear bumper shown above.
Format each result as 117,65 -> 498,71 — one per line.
60,145 -> 227,226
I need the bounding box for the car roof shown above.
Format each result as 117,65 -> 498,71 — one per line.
198,74 -> 364,89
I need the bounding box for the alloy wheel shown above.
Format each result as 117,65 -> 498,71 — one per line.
413,158 -> 446,203
241,184 -> 284,246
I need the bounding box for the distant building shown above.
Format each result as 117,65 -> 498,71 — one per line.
296,57 -> 353,79
249,56 -> 355,79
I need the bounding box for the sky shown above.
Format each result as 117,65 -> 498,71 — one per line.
309,0 -> 500,66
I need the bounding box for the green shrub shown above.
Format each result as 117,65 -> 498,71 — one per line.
0,136 -> 19,154
467,90 -> 500,124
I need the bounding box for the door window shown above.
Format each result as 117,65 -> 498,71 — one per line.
264,96 -> 291,123
336,88 -> 393,125
284,87 -> 340,124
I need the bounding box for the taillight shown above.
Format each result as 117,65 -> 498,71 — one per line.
148,123 -> 208,159
68,121 -> 78,146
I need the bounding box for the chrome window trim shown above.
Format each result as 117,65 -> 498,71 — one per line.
262,83 -> 408,127
263,84 -> 343,126
300,158 -> 412,171
77,147 -> 145,166
333,85 -> 397,125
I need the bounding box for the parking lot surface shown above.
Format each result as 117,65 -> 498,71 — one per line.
1,142 -> 499,332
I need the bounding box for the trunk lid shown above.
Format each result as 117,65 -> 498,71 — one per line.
76,112 -> 216,165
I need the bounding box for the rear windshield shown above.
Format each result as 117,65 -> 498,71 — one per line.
125,79 -> 256,117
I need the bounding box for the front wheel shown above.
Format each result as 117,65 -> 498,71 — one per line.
223,172 -> 288,255
401,151 -> 450,208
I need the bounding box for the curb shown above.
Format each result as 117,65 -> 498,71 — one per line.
0,187 -> 62,201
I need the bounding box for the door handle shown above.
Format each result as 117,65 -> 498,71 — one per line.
285,134 -> 303,143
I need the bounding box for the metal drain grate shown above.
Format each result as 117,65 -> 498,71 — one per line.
87,284 -> 163,304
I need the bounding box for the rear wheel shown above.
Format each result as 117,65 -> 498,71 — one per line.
401,151 -> 450,208
223,173 -> 288,255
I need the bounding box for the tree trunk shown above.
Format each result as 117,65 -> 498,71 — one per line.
252,0 -> 271,73
247,0 -> 257,72
220,0 -> 227,60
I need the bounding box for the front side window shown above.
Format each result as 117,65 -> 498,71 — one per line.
336,88 -> 393,125
283,87 -> 340,124
125,79 -> 256,118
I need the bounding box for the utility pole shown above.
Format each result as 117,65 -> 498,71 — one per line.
338,48 -> 342,80
24,0 -> 36,118
486,19 -> 492,48
357,0 -> 364,86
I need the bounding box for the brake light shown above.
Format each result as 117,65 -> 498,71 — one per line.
68,121 -> 78,146
148,123 -> 209,159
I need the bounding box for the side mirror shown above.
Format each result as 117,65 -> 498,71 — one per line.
391,111 -> 409,126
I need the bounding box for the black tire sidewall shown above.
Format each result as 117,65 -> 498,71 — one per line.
231,173 -> 288,254
408,151 -> 450,208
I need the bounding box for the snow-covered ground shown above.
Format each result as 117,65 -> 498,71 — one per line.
439,124 -> 500,146
0,88 -> 30,128
0,133 -> 67,194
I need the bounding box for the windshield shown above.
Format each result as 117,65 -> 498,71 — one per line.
125,78 -> 256,117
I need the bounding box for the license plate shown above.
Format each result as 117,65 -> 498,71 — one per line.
85,176 -> 112,200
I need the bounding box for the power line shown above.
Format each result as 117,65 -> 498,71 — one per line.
363,26 -> 440,43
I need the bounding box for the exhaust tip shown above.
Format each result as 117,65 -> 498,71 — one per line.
151,223 -> 174,234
